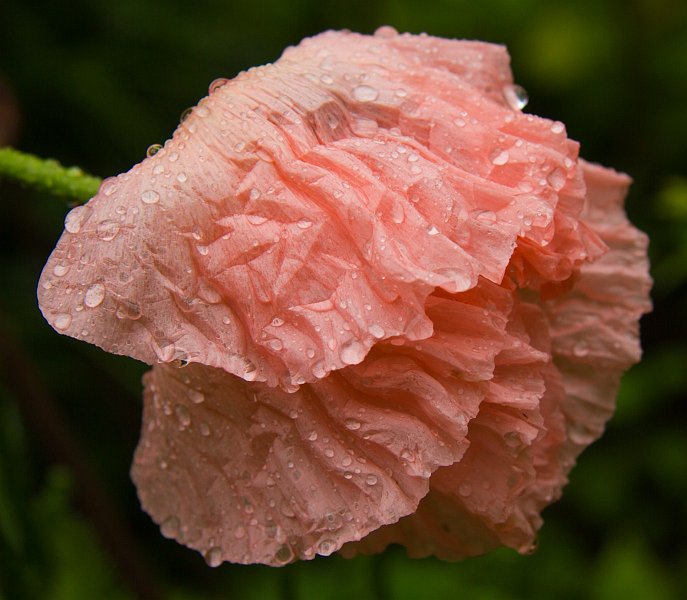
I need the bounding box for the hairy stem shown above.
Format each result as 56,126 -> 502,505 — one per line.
0,147 -> 101,202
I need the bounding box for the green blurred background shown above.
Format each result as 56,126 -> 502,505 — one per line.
1,1 -> 686,598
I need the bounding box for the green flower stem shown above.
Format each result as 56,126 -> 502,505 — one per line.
0,147 -> 101,203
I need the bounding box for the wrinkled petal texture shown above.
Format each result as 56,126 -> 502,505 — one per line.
38,28 -> 652,566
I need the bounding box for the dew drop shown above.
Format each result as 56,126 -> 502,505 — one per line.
427,225 -> 440,236
234,525 -> 246,539
64,206 -> 86,233
547,167 -> 566,191
160,516 -> 179,539
324,448 -> 335,458
340,340 -> 365,365
84,283 -> 105,308
54,313 -> 72,331
345,418 -> 361,431
474,210 -> 497,224
275,544 -> 293,564
308,430 -> 318,442
317,539 -> 336,556
53,264 -> 69,277
176,172 -> 188,183
141,189 -> 160,204
365,474 -> 378,486
205,547 -> 223,568
491,150 -> 510,166
196,245 -> 209,256
320,74 -> 334,85
96,219 -> 120,241
297,218 -> 313,229
572,341 -> 589,357
458,483 -> 472,497
390,202 -> 405,224
168,151 -> 179,162
271,317 -> 285,327
243,360 -> 258,381
368,324 -> 385,339
550,121 -> 565,135
174,404 -> 191,430
249,188 -> 261,201
189,390 -> 205,404
209,78 -> 228,94
352,85 -> 379,103
146,144 -> 162,158
503,84 -> 529,111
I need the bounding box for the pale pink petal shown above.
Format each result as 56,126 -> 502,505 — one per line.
131,278 -> 533,565
544,161 -> 652,460
39,29 -> 598,389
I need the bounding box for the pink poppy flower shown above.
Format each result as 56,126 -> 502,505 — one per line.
37,27 -> 652,566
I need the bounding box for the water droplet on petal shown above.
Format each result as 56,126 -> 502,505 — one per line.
160,516 -> 179,538
324,448 -> 335,458
427,225 -> 440,236
141,190 -> 160,204
547,167 -> 566,191
368,324 -> 385,339
340,340 -> 365,365
84,283 -> 105,308
174,404 -> 191,430
64,206 -> 86,233
491,150 -> 510,166
345,418 -> 361,431
275,544 -> 293,564
297,218 -> 313,229
189,390 -> 205,404
176,172 -> 188,183
352,85 -> 379,103
320,74 -> 334,85
53,264 -> 69,277
209,78 -> 228,93
54,313 -> 72,331
366,474 -> 378,486
205,546 -> 223,568
146,144 -> 162,158
317,539 -> 336,556
572,341 -> 589,357
550,121 -> 565,135
503,84 -> 529,111
96,219 -> 120,241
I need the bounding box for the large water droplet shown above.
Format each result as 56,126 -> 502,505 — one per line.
297,218 -> 313,229
317,539 -> 336,556
340,340 -> 365,365
141,190 -> 160,204
96,219 -> 120,241
84,283 -> 105,308
344,418 -> 361,431
160,516 -> 180,538
174,404 -> 191,430
209,78 -> 228,94
64,206 -> 86,233
53,264 -> 69,277
366,474 -> 378,486
146,144 -> 162,158
189,390 -> 205,404
503,84 -> 529,111
274,544 -> 293,564
368,324 -> 385,339
352,85 -> 379,103
205,546 -> 223,568
491,150 -> 510,166
54,313 -> 72,331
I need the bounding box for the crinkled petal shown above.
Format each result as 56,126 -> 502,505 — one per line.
38,29 -> 597,390
131,279 -> 529,565
544,161 -> 652,459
